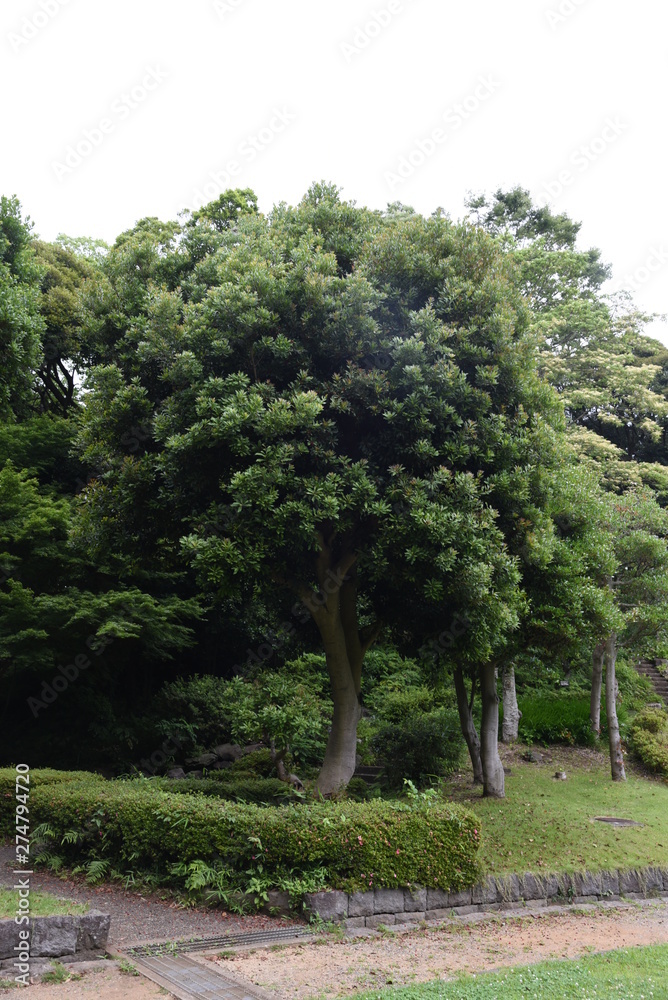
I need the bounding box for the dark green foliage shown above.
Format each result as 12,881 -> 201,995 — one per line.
153,776 -> 297,804
150,674 -> 235,754
229,749 -> 277,778
630,707 -> 668,776
512,694 -> 629,747
371,707 -> 464,789
9,771 -> 481,893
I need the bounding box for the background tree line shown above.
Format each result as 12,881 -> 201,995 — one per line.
1,185 -> 667,796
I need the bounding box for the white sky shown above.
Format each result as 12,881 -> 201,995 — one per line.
2,0 -> 667,343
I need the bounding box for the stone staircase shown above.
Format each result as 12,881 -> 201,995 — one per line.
635,659 -> 668,707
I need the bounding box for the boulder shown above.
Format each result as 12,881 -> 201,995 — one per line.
76,911 -> 110,951
31,916 -> 78,958
212,743 -> 243,761
165,767 -> 186,780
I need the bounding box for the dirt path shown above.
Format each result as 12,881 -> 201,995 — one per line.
212,899 -> 668,998
2,899 -> 667,997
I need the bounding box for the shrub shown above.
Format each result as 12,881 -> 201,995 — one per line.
630,707 -> 668,777
153,776 -> 297,804
229,749 -> 277,778
4,774 -> 481,894
371,707 -> 464,789
150,674 -> 236,755
0,769 -> 104,837
512,695 -> 629,747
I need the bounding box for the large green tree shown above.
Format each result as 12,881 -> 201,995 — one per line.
75,185 -> 564,794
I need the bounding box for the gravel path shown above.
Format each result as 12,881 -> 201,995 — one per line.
0,842 -> 301,950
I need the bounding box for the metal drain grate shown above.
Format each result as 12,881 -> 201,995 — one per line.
128,924 -> 313,957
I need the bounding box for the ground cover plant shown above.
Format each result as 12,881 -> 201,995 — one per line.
357,943 -> 668,1000
630,707 -> 668,777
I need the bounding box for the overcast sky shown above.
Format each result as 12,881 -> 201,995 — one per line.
2,0 -> 667,342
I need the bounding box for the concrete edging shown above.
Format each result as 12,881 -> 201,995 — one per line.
303,866 -> 668,929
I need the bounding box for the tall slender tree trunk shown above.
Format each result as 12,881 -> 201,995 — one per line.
479,661 -> 505,798
590,642 -> 605,735
501,663 -> 521,743
605,632 -> 626,781
315,616 -> 362,795
453,666 -> 483,784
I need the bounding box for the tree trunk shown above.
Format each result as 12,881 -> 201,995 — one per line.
604,633 -> 626,781
314,614 -> 362,796
479,661 -> 505,798
453,666 -> 483,784
501,663 -> 521,743
590,642 -> 605,735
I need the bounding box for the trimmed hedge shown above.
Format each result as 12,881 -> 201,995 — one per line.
630,707 -> 668,777
5,773 -> 481,893
153,776 -> 299,804
0,768 -> 105,837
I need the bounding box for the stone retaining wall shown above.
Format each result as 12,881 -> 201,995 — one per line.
303,867 -> 668,930
0,911 -> 110,971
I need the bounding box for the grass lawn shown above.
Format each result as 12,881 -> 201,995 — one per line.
358,944 -> 668,999
442,747 -> 668,876
0,887 -> 88,919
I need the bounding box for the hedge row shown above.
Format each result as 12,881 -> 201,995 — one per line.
152,776 -> 299,804
1,771 -> 481,892
0,768 -> 105,837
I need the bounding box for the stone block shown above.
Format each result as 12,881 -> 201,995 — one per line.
374,888 -> 404,914
619,870 -> 642,895
643,868 -> 664,895
0,920 -> 23,961
494,874 -> 520,903
404,887 -> 427,912
599,870 -> 620,896
365,914 -> 395,929
31,916 -> 78,958
303,891 -> 348,922
539,874 -> 561,899
524,899 -> 547,910
661,867 -> 668,892
425,908 -> 452,922
573,871 -> 602,897
500,901 -> 527,911
348,892 -> 374,918
471,878 -> 497,905
426,888 -> 449,910
76,912 -> 110,952
343,917 -> 366,931
447,888 -> 472,908
450,904 -> 480,916
519,873 -> 544,901
262,890 -> 291,916
395,911 -> 424,924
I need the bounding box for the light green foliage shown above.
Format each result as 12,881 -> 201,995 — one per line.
630,707 -> 668,776
0,888 -> 87,918
0,196 -> 44,420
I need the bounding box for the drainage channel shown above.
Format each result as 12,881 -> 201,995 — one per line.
128,924 -> 313,957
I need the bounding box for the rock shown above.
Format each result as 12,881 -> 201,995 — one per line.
554,771 -> 567,780
31,916 -> 78,958
241,743 -> 264,756
212,743 -> 243,761
348,892 -> 374,917
471,878 -> 497,905
186,770 -> 203,779
303,891 -> 348,922
521,750 -> 542,763
165,767 -> 186,779
76,912 -> 110,951
192,752 -> 219,768
404,887 -> 427,912
210,760 -> 232,770
503,767 -> 512,775
374,888 -> 404,914
0,920 -> 22,961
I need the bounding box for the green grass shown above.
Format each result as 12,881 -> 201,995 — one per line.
442,756 -> 668,875
359,944 -> 668,999
0,888 -> 88,919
